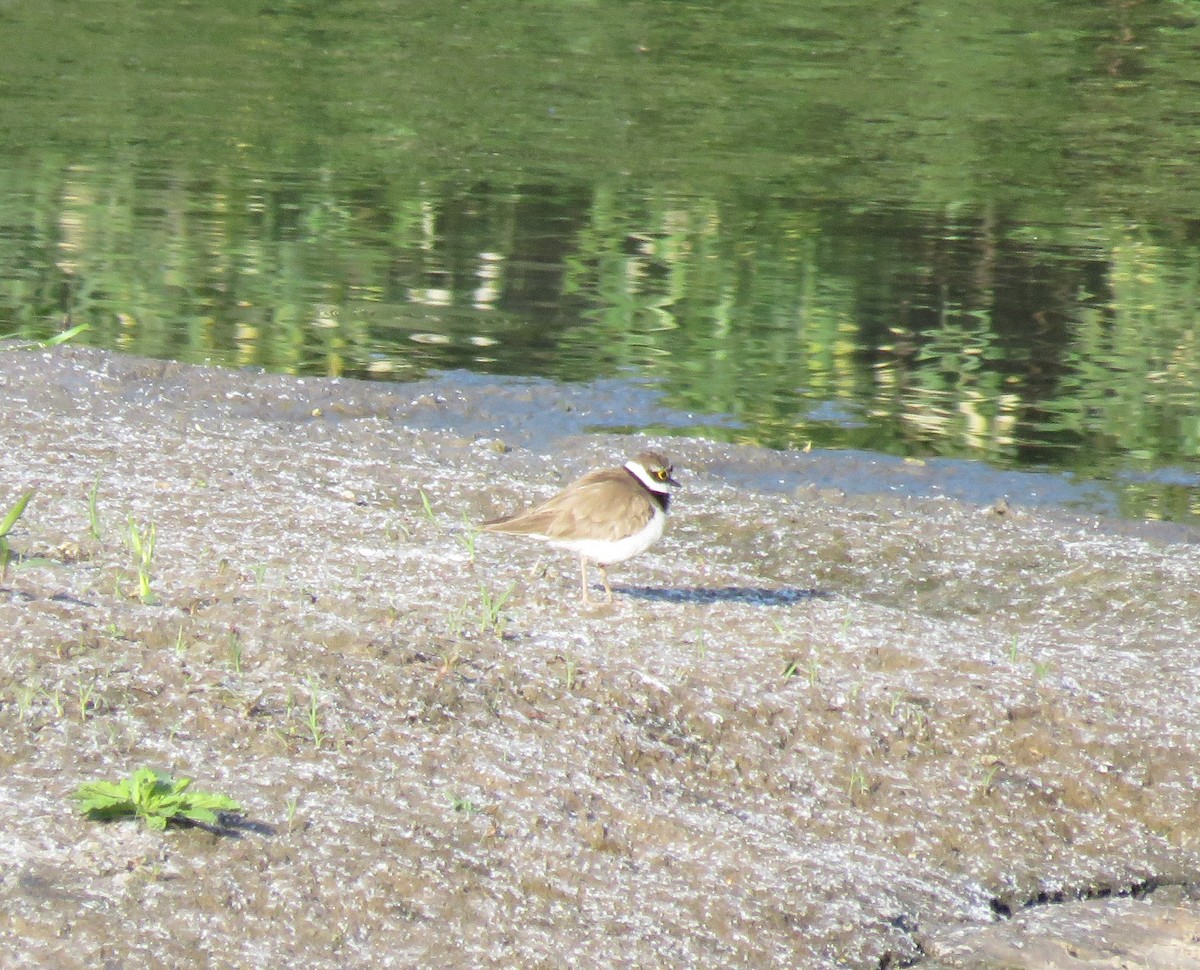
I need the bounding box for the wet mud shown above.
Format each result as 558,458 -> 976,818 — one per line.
2,346 -> 1199,968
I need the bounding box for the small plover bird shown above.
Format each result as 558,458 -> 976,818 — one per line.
483,451 -> 679,605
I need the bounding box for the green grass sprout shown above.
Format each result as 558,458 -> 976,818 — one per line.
448,793 -> 480,815
39,687 -> 65,718
126,515 -> 157,603
39,321 -> 91,348
456,510 -> 480,562
477,582 -> 515,636
87,474 -> 103,540
418,488 -> 437,527
306,674 -> 325,748
2,320 -> 90,353
0,489 -> 35,580
76,676 -> 97,722
285,795 -> 300,834
74,767 -> 241,831
228,632 -> 244,675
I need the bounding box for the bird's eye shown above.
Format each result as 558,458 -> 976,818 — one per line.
656,470 -> 667,480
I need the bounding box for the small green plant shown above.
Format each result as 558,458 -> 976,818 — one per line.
174,624 -> 188,657
418,488 -> 437,527
42,321 -> 91,347
76,676 -> 97,722
456,511 -> 480,562
437,643 -> 462,677
848,764 -> 870,801
285,795 -> 300,834
305,674 -> 325,748
0,489 -> 35,580
446,602 -> 468,638
87,474 -> 103,540
15,685 -> 35,720
126,515 -> 157,604
448,793 -> 480,815
250,563 -> 268,587
74,767 -> 241,831
783,653 -> 819,686
979,763 -> 1000,798
3,321 -> 90,353
476,582 -> 515,636
1007,635 -> 1020,663
40,687 -> 64,718
228,633 -> 244,675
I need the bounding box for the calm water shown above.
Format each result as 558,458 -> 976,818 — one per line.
2,0 -> 1200,521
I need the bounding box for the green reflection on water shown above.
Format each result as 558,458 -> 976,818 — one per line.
2,0 -> 1200,521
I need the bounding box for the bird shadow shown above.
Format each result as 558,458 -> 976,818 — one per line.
613,584 -> 832,606
183,814 -> 277,840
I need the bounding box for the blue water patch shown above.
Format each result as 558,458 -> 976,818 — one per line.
403,370 -> 1143,521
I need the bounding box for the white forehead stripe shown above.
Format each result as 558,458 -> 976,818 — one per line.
624,458 -> 670,493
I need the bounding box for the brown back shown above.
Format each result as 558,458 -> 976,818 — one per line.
483,467 -> 655,541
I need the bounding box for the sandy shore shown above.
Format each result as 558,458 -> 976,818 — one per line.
2,346 -> 1199,968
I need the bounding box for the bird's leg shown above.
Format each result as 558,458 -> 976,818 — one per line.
579,557 -> 593,604
598,564 -> 613,604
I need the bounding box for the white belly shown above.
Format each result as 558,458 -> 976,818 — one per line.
551,508 -> 665,566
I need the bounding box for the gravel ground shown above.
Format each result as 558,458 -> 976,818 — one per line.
2,346 -> 1199,968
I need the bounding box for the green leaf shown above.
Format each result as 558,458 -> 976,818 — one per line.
75,767 -> 241,831
11,556 -> 57,569
0,490 -> 34,538
41,322 -> 90,347
75,792 -> 132,814
186,792 -> 242,812
75,780 -> 130,804
181,808 -> 222,826
74,778 -> 137,819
